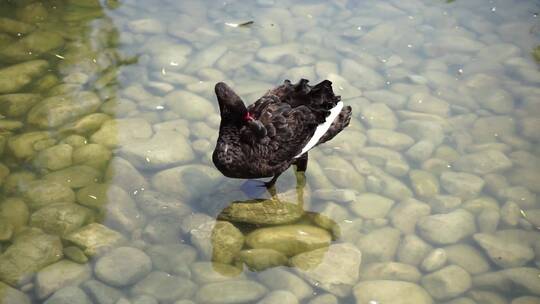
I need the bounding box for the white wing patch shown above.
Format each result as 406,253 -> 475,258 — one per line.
294,101 -> 344,158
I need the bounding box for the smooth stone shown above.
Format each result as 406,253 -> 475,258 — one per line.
397,234 -> 432,266
35,260 -> 91,299
318,156 -> 366,190
219,199 -> 304,225
90,118 -> 153,149
356,227 -> 401,263
131,271 -> 196,302
472,116 -> 515,143
99,185 -> 144,232
105,157 -> 148,193
290,243 -> 362,297
64,223 -> 125,257
420,248 -> 447,272
400,120 -> 444,145
257,290 -> 298,304
135,190 -> 192,218
190,262 -> 244,284
350,193 -> 395,219
500,201 -> 521,226
128,18 -> 164,34
363,90 -> 406,109
444,244 -> 490,275
389,199 -> 431,234
95,247 -> 152,287
0,229 -> 63,286
353,280 -> 433,304
360,262 -> 421,282
409,170 -> 439,199
307,294 -> 338,304
0,31 -> 63,62
341,59 -> 385,90
367,129 -> 414,151
417,209 -> 476,245
147,244 -> 197,276
211,221 -> 244,264
497,186 -> 537,209
0,281 -> 30,304
313,189 -> 356,203
360,103 -> 398,130
454,150 -> 512,175
440,172 -> 485,200
246,225 -> 331,257
143,215 -> 182,245
0,197 -> 29,234
0,60 -> 49,94
60,135 -> 87,148
7,131 -> 51,159
512,296 -> 540,304
520,117 -> 540,141
421,265 -> 471,300
407,93 -> 450,117
151,165 -> 222,201
428,195 -> 462,213
21,180 -> 75,210
59,113 -> 111,135
165,90 -> 215,120
63,246 -> 88,264
81,280 -> 123,304
72,144 -> 112,169
473,233 -> 534,268
406,140 -> 435,163
184,43 -> 227,73
0,93 -> 40,117
120,131 -> 194,170
30,203 -> 93,236
44,286 -> 91,304
0,17 -> 34,35
28,92 -> 101,129
33,144 -> 73,171
257,268 -> 313,301
236,248 -> 288,271
44,165 -> 101,189
196,280 -> 267,304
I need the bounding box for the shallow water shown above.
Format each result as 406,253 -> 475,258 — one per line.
0,0 -> 540,303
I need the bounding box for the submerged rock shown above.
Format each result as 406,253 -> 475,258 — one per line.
417,209 -> 476,245
211,221 -> 244,264
30,203 -> 94,236
360,262 -> 421,283
218,199 -> 304,225
95,247 -> 152,287
0,229 -> 63,286
196,280 -> 268,304
290,243 -> 362,297
421,265 -> 471,300
0,281 -> 30,304
64,223 -> 125,256
440,172 -> 485,199
44,165 -> 101,189
33,144 -> 73,171
151,165 -> 222,201
21,180 -> 75,211
257,268 -> 313,301
131,271 -> 196,302
90,118 -> 153,148
473,233 -> 534,268
0,60 -> 49,94
356,227 -> 401,263
353,280 -> 433,304
35,260 -> 91,299
454,150 -> 512,175
105,157 -> 148,193
27,91 -> 101,129
236,248 -> 288,271
246,225 -> 332,256
7,131 -> 51,160
0,31 -> 64,62
190,262 -> 244,284
0,93 -> 40,117
43,286 -> 91,304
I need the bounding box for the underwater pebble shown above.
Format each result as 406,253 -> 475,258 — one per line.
35,260 -> 91,299
353,280 -> 433,304
417,209 -> 476,245
421,265 -> 471,300
95,247 -> 152,287
44,286 -> 91,304
420,248 -> 447,272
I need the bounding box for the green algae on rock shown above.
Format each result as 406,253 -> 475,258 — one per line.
44,165 -> 101,189
21,180 -> 75,211
33,144 -> 74,171
59,113 -> 111,135
27,91 -> 101,129
218,199 -> 304,225
0,93 -> 41,117
63,223 -> 124,256
72,143 -> 112,169
0,60 -> 49,94
0,228 -> 63,286
0,281 -> 30,304
211,221 -> 244,264
7,131 -> 51,160
195,280 -> 268,304
0,31 -> 64,63
246,225 -> 332,256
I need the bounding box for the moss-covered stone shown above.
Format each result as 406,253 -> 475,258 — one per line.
72,144 -> 111,169
60,134 -> 87,148
211,221 -> 244,264
63,246 -> 88,263
2,170 -> 36,194
59,113 -> 111,135
21,180 -> 75,211
33,144 -> 73,171
30,203 -> 94,236
44,165 -> 101,188
0,31 -> 63,63
0,94 -> 40,117
218,199 -> 304,225
0,17 -> 34,35
7,131 -> 51,160
0,198 -> 28,235
63,223 -> 125,256
27,91 -> 101,129
0,60 -> 49,94
236,248 -> 288,271
246,225 -> 332,256
0,228 -> 63,286
0,281 -> 30,304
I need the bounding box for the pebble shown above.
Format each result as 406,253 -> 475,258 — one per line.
420,248 -> 447,272
360,103 -> 398,130
397,234 -> 432,266
196,280 -> 267,304
190,262 -> 243,284
360,262 -> 421,282
257,268 -> 313,301
95,247 -> 152,287
444,244 -> 490,275
44,286 -> 91,304
131,271 -> 196,303
356,227 -> 401,263
389,199 -> 431,234
367,129 -> 415,151
421,265 -> 471,300
257,290 -> 298,304
350,193 -> 395,219
440,172 -> 485,199
417,209 -> 476,245
35,260 -> 91,299
353,280 -> 433,304
473,233 -> 534,268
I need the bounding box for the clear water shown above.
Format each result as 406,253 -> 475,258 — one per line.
0,0 -> 539,303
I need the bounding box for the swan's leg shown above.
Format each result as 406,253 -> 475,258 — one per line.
295,153 -> 308,172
